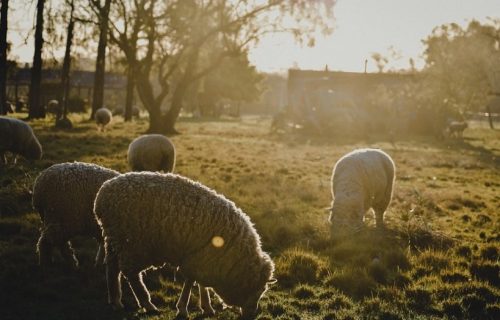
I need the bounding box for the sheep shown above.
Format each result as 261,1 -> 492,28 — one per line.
46,99 -> 61,118
447,121 -> 468,138
94,107 -> 112,131
94,172 -> 275,319
32,162 -> 119,268
328,148 -> 395,238
127,134 -> 176,172
0,116 -> 42,165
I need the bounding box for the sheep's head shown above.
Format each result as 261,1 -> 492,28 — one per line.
328,200 -> 364,238
22,136 -> 43,160
216,252 -> 275,319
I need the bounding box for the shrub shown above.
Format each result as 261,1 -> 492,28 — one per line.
275,248 -> 329,288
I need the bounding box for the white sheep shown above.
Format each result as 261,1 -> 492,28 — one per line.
32,162 -> 119,267
94,107 -> 113,131
127,134 -> 176,172
447,121 -> 468,138
0,116 -> 42,165
94,172 -> 275,319
328,148 -> 395,237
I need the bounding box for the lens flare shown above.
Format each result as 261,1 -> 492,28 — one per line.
211,236 -> 224,248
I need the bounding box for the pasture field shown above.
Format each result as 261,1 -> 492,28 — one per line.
0,114 -> 499,319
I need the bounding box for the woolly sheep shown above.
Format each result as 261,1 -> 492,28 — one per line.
94,172 -> 275,319
33,162 -> 119,267
447,121 -> 468,138
127,134 -> 176,172
94,107 -> 112,131
0,116 -> 42,164
329,148 -> 395,237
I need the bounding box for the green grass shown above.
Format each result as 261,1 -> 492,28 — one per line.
0,113 -> 499,319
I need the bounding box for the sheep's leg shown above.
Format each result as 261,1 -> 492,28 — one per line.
199,285 -> 215,316
106,255 -> 124,309
124,271 -> 158,313
0,152 -> 6,165
59,241 -> 79,269
95,242 -> 105,266
176,279 -> 194,318
37,230 -> 54,266
373,189 -> 393,230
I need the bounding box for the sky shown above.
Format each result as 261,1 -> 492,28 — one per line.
6,0 -> 500,73
249,0 -> 500,73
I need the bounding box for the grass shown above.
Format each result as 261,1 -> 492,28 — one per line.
0,113 -> 499,319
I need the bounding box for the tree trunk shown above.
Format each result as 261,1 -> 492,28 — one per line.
0,0 -> 8,115
161,80 -> 189,134
60,0 -> 74,119
28,0 -> 45,119
486,103 -> 495,129
124,63 -> 135,121
90,0 -> 111,120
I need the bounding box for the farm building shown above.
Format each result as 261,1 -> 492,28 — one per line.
6,68 -> 126,112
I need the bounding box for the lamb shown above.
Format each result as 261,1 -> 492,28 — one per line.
94,107 -> 113,131
328,148 -> 395,237
94,172 -> 275,319
447,121 -> 468,138
33,162 -> 119,268
127,134 -> 176,172
0,116 -> 42,164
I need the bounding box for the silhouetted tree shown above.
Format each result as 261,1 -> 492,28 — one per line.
90,0 -> 112,120
110,0 -> 335,134
60,0 -> 75,122
28,0 -> 46,119
0,0 -> 9,115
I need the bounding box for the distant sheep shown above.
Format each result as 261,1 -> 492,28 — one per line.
33,162 -> 119,267
329,148 -> 395,237
94,172 -> 275,319
94,107 -> 112,131
0,116 -> 42,164
447,121 -> 468,138
47,100 -> 61,117
127,134 -> 175,172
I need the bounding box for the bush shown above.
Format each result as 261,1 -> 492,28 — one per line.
275,248 -> 329,288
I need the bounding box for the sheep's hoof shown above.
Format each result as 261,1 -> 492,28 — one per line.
175,310 -> 189,319
201,308 -> 216,317
110,301 -> 124,310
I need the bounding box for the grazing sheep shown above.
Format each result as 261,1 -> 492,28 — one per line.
94,172 -> 275,319
329,148 -> 395,237
94,107 -> 112,131
127,134 -> 176,172
447,121 -> 468,138
46,100 -> 61,118
33,162 -> 119,268
0,116 -> 42,164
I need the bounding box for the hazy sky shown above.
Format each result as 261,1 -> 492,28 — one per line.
249,0 -> 500,73
7,0 -> 500,73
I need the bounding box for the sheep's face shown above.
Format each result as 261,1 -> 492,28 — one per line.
329,201 -> 364,238
23,138 -> 43,160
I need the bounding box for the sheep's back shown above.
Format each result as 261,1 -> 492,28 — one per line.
33,162 -> 119,237
95,172 -> 259,268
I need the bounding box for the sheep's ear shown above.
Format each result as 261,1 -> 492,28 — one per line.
267,278 -> 278,287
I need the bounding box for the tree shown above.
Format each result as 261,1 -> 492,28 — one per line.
28,0 -> 46,119
90,0 -> 112,119
0,0 -> 8,115
110,0 -> 335,134
59,0 -> 75,123
422,20 -> 500,114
